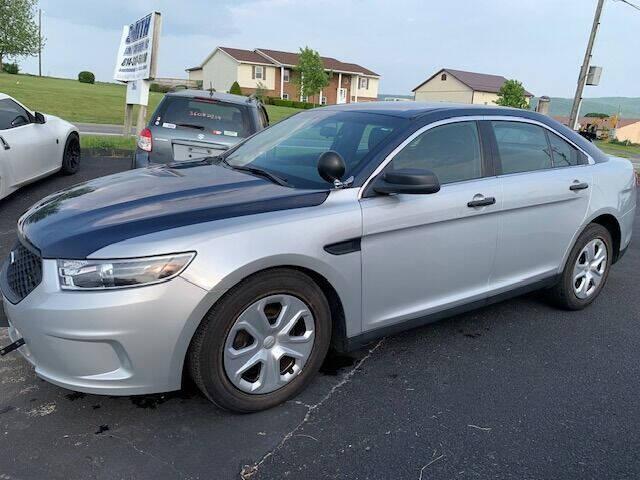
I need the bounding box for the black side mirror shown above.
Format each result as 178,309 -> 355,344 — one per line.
10,115 -> 29,127
317,150 -> 346,184
34,112 -> 46,124
373,168 -> 441,195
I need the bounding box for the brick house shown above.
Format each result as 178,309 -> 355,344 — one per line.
186,47 -> 380,104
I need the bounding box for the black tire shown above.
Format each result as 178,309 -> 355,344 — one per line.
188,268 -> 332,412
549,223 -> 613,310
61,134 -> 80,175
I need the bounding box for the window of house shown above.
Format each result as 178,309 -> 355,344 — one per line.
492,121 -> 552,174
359,77 -> 369,90
253,65 -> 264,80
548,131 -> 584,167
441,73 -> 447,81
321,95 -> 327,105
282,93 -> 289,100
390,121 -> 483,184
283,69 -> 290,82
300,95 -> 308,103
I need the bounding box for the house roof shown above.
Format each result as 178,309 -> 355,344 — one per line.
256,48 -> 379,76
218,47 -> 275,65
412,68 -> 533,96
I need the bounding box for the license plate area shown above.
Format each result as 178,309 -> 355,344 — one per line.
172,143 -> 223,161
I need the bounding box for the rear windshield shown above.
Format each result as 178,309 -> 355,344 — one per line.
152,96 -> 252,138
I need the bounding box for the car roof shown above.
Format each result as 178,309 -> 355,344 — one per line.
164,89 -> 258,107
322,101 -> 531,118
0,93 -> 11,101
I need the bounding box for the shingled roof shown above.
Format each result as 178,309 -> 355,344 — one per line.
413,68 -> 533,97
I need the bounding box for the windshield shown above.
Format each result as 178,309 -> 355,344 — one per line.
153,96 -> 252,138
223,110 -> 407,189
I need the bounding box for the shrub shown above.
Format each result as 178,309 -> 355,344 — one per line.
78,71 -> 95,84
229,81 -> 243,95
2,62 -> 19,74
269,98 -> 317,109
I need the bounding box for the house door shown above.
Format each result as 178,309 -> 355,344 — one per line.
337,88 -> 347,104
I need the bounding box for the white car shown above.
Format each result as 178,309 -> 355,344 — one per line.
0,93 -> 80,201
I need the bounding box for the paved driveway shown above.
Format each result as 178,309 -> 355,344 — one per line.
0,158 -> 638,479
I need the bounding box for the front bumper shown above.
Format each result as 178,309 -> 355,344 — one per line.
2,259 -> 209,395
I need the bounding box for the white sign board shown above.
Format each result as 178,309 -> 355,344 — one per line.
126,79 -> 150,106
114,12 -> 161,82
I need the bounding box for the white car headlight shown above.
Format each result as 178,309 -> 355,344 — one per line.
57,252 -> 196,290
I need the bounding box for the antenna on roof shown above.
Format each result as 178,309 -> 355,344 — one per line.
209,82 -> 215,97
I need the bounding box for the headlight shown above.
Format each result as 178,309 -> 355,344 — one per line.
57,252 -> 196,290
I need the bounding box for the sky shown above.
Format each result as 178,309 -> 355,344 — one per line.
16,0 -> 640,97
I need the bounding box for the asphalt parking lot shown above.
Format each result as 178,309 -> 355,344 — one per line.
1,156 -> 639,479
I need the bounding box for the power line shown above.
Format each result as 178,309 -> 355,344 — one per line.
614,0 -> 640,12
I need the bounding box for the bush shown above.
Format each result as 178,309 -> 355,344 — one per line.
269,98 -> 317,109
610,138 -> 639,147
150,83 -> 171,93
78,71 -> 95,84
2,62 -> 19,74
229,81 -> 243,95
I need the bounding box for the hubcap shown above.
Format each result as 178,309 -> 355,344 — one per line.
223,295 -> 315,394
573,238 -> 607,299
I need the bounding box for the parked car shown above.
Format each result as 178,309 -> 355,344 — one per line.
0,93 -> 80,201
1,103 -> 636,412
132,89 -> 269,168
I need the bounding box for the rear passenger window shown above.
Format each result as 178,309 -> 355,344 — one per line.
390,121 -> 482,184
492,121 -> 552,174
548,132 -> 583,167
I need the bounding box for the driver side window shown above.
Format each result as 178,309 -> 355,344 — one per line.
0,99 -> 30,130
390,121 -> 483,184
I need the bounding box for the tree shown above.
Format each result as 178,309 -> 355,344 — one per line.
495,79 -> 529,109
229,81 -> 243,95
294,46 -> 329,105
254,81 -> 268,102
0,0 -> 44,69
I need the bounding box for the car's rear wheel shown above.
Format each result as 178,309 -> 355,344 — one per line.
61,135 -> 80,175
188,269 -> 332,412
550,223 -> 613,310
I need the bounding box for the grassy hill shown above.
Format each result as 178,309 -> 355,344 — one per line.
0,73 -> 300,124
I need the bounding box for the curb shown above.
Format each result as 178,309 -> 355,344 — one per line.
83,148 -> 133,158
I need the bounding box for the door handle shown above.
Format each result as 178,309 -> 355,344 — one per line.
467,196 -> 496,208
570,182 -> 589,191
0,136 -> 9,150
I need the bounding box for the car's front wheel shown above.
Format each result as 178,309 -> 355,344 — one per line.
550,223 -> 613,310
188,269 -> 332,412
61,134 -> 81,175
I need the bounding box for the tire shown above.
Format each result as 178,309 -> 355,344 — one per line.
549,223 -> 613,310
188,269 -> 332,412
61,134 -> 81,175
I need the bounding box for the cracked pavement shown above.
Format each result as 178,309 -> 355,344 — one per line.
1,157 -> 639,479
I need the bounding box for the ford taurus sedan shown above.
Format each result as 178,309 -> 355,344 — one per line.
1,103 -> 636,412
0,93 -> 80,201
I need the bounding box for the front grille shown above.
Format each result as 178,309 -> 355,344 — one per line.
4,242 -> 42,303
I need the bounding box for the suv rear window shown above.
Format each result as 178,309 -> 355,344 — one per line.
153,96 -> 252,138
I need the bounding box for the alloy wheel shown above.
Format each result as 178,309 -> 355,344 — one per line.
223,294 -> 315,394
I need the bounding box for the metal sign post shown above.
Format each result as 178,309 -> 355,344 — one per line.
114,12 -> 162,135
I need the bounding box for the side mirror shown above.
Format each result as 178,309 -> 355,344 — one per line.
319,125 -> 338,138
317,150 -> 346,184
34,112 -> 46,124
10,115 -> 29,127
373,168 -> 441,195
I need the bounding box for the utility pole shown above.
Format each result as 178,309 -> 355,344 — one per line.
38,8 -> 42,77
568,0 -> 605,130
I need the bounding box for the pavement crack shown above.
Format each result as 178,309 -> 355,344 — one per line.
418,453 -> 445,479
105,433 -> 192,479
240,339 -> 385,479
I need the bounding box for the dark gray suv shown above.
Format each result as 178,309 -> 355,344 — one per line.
133,89 -> 269,168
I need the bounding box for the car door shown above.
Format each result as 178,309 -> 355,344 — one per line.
0,98 -> 54,183
489,119 -> 593,290
359,119 -> 500,332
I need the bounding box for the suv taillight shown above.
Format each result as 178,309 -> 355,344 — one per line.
138,127 -> 152,152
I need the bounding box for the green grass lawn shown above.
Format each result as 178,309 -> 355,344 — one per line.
80,135 -> 136,151
0,72 -> 301,125
595,140 -> 640,159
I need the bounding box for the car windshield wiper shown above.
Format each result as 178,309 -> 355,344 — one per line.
221,159 -> 290,187
175,123 -> 205,131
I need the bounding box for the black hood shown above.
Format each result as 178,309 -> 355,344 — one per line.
19,162 -> 328,258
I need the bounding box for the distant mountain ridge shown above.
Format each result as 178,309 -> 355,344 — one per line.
379,94 -> 640,119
